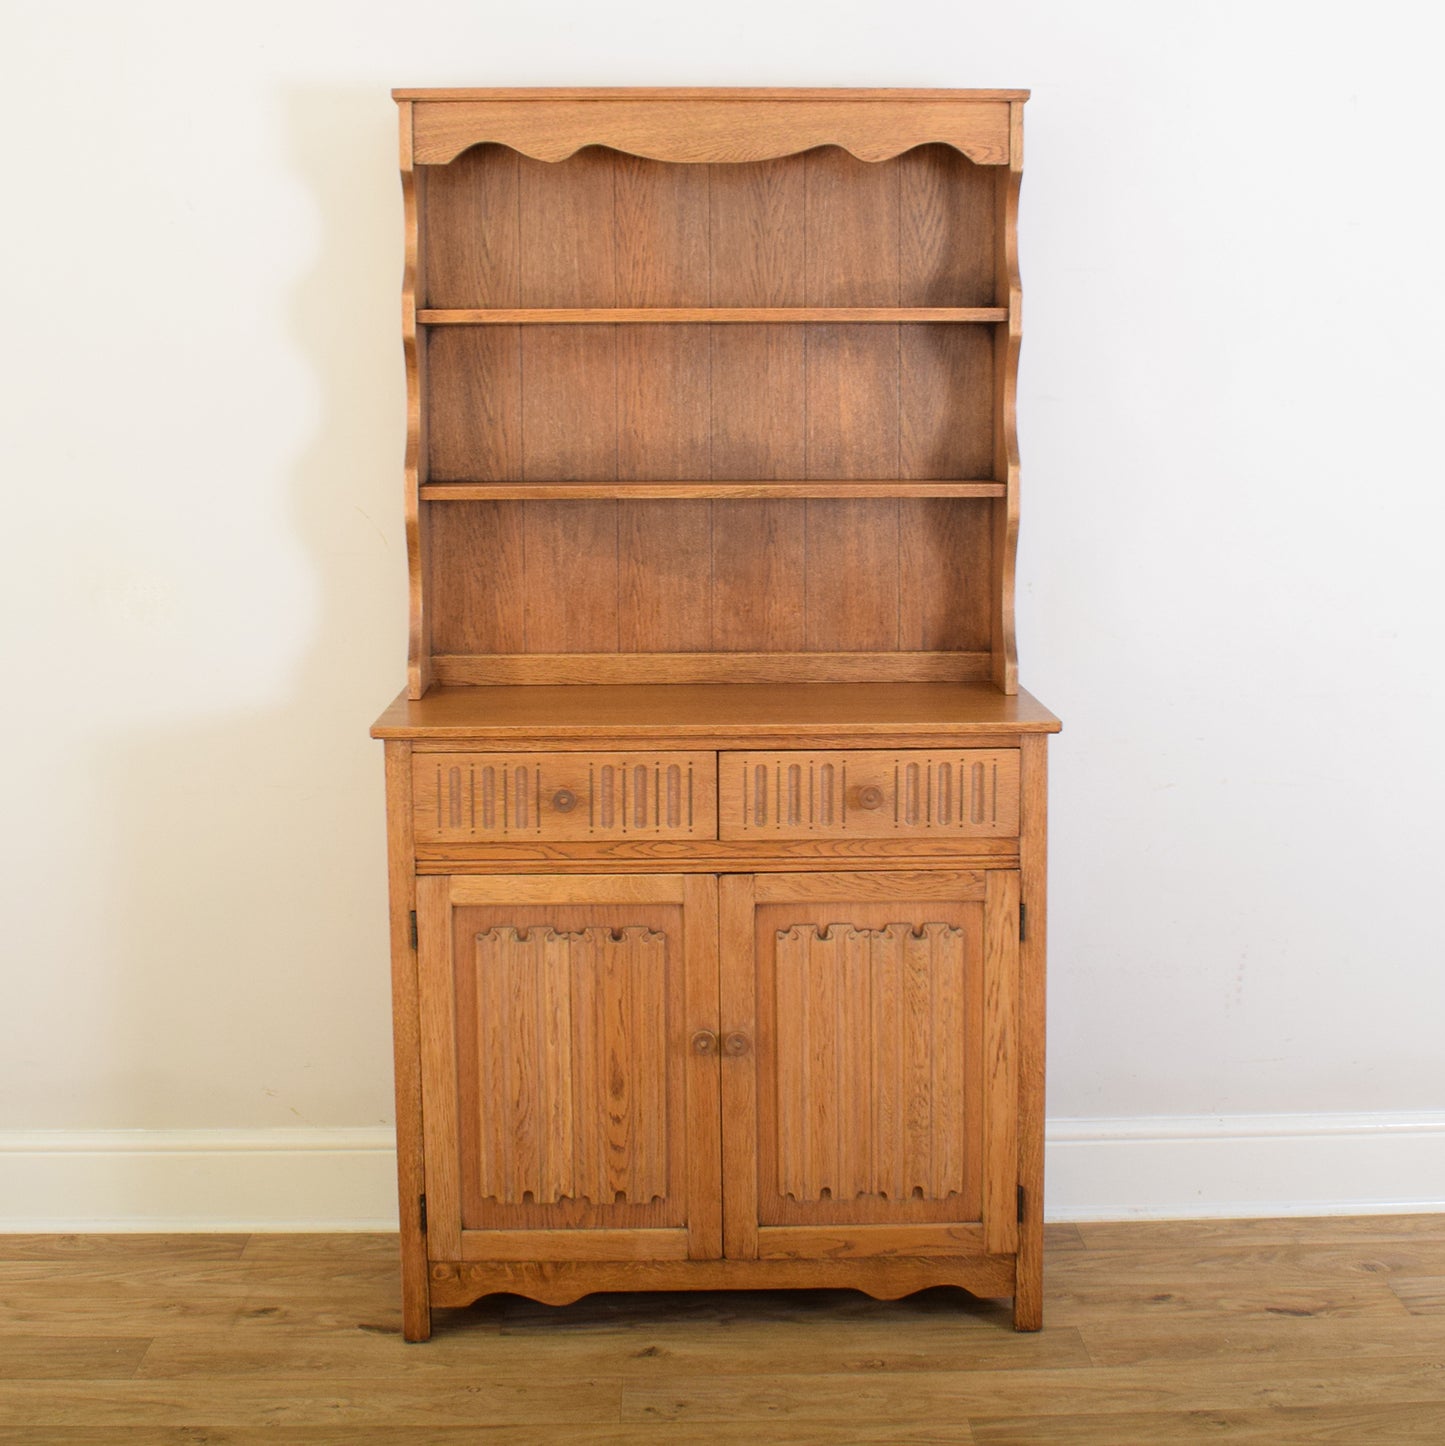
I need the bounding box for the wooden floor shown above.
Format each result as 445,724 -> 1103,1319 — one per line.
1,1217 -> 1444,1442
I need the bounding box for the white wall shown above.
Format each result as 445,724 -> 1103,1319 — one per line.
4,0 -> 1443,1225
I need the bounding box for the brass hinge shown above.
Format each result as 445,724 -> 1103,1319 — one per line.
1017,1185 -> 1026,1223
409,910 -> 418,950
419,1193 -> 428,1234
1019,902 -> 1027,942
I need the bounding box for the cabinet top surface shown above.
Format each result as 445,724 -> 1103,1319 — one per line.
371,684 -> 1060,741
393,87 -> 1029,103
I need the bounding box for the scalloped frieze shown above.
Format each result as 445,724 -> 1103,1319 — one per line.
412,98 -> 1012,167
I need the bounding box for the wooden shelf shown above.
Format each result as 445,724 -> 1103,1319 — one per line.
419,480 -> 1008,501
418,307 -> 1009,326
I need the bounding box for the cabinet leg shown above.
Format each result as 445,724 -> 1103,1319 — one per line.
402,1287 -> 432,1343
1013,1211 -> 1044,1331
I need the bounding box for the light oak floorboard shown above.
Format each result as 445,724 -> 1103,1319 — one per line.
0,1218 -> 1443,1441
0,1337 -> 151,1380
969,1402 -> 1445,1444
0,1430 -> 973,1446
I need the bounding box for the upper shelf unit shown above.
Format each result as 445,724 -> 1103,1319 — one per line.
396,90 -> 1025,697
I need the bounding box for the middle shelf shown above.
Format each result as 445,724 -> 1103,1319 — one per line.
419,480 -> 1008,501
418,307 -> 1010,325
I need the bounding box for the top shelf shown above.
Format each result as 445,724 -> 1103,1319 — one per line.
418,307 -> 1009,326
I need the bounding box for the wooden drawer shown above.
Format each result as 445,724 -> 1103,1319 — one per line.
719,750 -> 1019,840
414,752 -> 717,843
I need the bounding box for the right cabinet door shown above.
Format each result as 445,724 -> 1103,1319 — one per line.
720,870 -> 1020,1262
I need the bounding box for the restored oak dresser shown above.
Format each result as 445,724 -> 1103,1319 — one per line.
371,87 -> 1060,1342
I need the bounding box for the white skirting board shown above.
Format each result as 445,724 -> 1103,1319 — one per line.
1045,1112 -> 1445,1221
1,1114 -> 1443,1230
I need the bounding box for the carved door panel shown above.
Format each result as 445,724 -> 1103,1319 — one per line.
719,871 -> 1020,1261
416,874 -> 721,1263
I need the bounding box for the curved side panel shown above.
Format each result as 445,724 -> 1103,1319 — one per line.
399,103 -> 432,699
412,99 -> 1012,168
991,103 -> 1024,695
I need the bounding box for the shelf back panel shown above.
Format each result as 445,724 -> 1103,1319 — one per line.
426,323 -> 993,483
426,497 -> 993,665
422,145 -> 998,310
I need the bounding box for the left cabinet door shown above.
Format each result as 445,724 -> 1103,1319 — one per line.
415,873 -> 722,1264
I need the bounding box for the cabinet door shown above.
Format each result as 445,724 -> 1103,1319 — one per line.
416,873 -> 721,1263
719,870 -> 1019,1261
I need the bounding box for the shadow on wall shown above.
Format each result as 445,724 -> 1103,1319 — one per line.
100,86 -> 406,1130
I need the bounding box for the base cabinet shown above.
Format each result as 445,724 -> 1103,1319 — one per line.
410,865 -> 1026,1335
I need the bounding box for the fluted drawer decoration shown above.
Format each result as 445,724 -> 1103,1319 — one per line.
719,750 -> 1019,839
414,751 -> 717,841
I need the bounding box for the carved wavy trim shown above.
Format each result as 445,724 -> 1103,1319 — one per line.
411,99 -> 1013,167
398,101 -> 431,699
991,100 -> 1024,694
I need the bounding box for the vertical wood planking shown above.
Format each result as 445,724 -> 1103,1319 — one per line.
930,922 -> 967,1202
523,502 -> 619,652
426,329 -> 522,480
902,927 -> 933,1199
710,326 -> 805,479
803,148 -> 900,306
520,327 -> 617,480
427,501 -> 526,654
520,151 -> 618,487
899,326 -> 993,479
804,499 -> 900,651
773,928 -> 805,1202
569,927 -> 601,1205
898,145 -> 995,306
897,499 -> 993,652
505,930 -> 542,1201
423,145 -> 522,308
518,151 -> 617,307
541,930 -> 575,1203
617,326 -> 711,479
711,500 -> 806,652
806,930 -> 838,1202
873,921 -> 903,1202
709,156 -> 806,305
473,929 -> 508,1204
628,928 -> 665,1204
618,500 -> 712,652
805,326 -> 900,479
710,159 -> 806,485
601,928 -> 636,1202
615,155 -> 710,305
838,926 -> 871,1200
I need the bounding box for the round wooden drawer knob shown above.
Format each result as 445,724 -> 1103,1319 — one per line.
723,1032 -> 751,1057
856,785 -> 885,811
690,1030 -> 719,1056
551,788 -> 579,813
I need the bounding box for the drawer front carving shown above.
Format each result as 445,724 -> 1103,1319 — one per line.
415,753 -> 718,843
719,750 -> 1019,839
